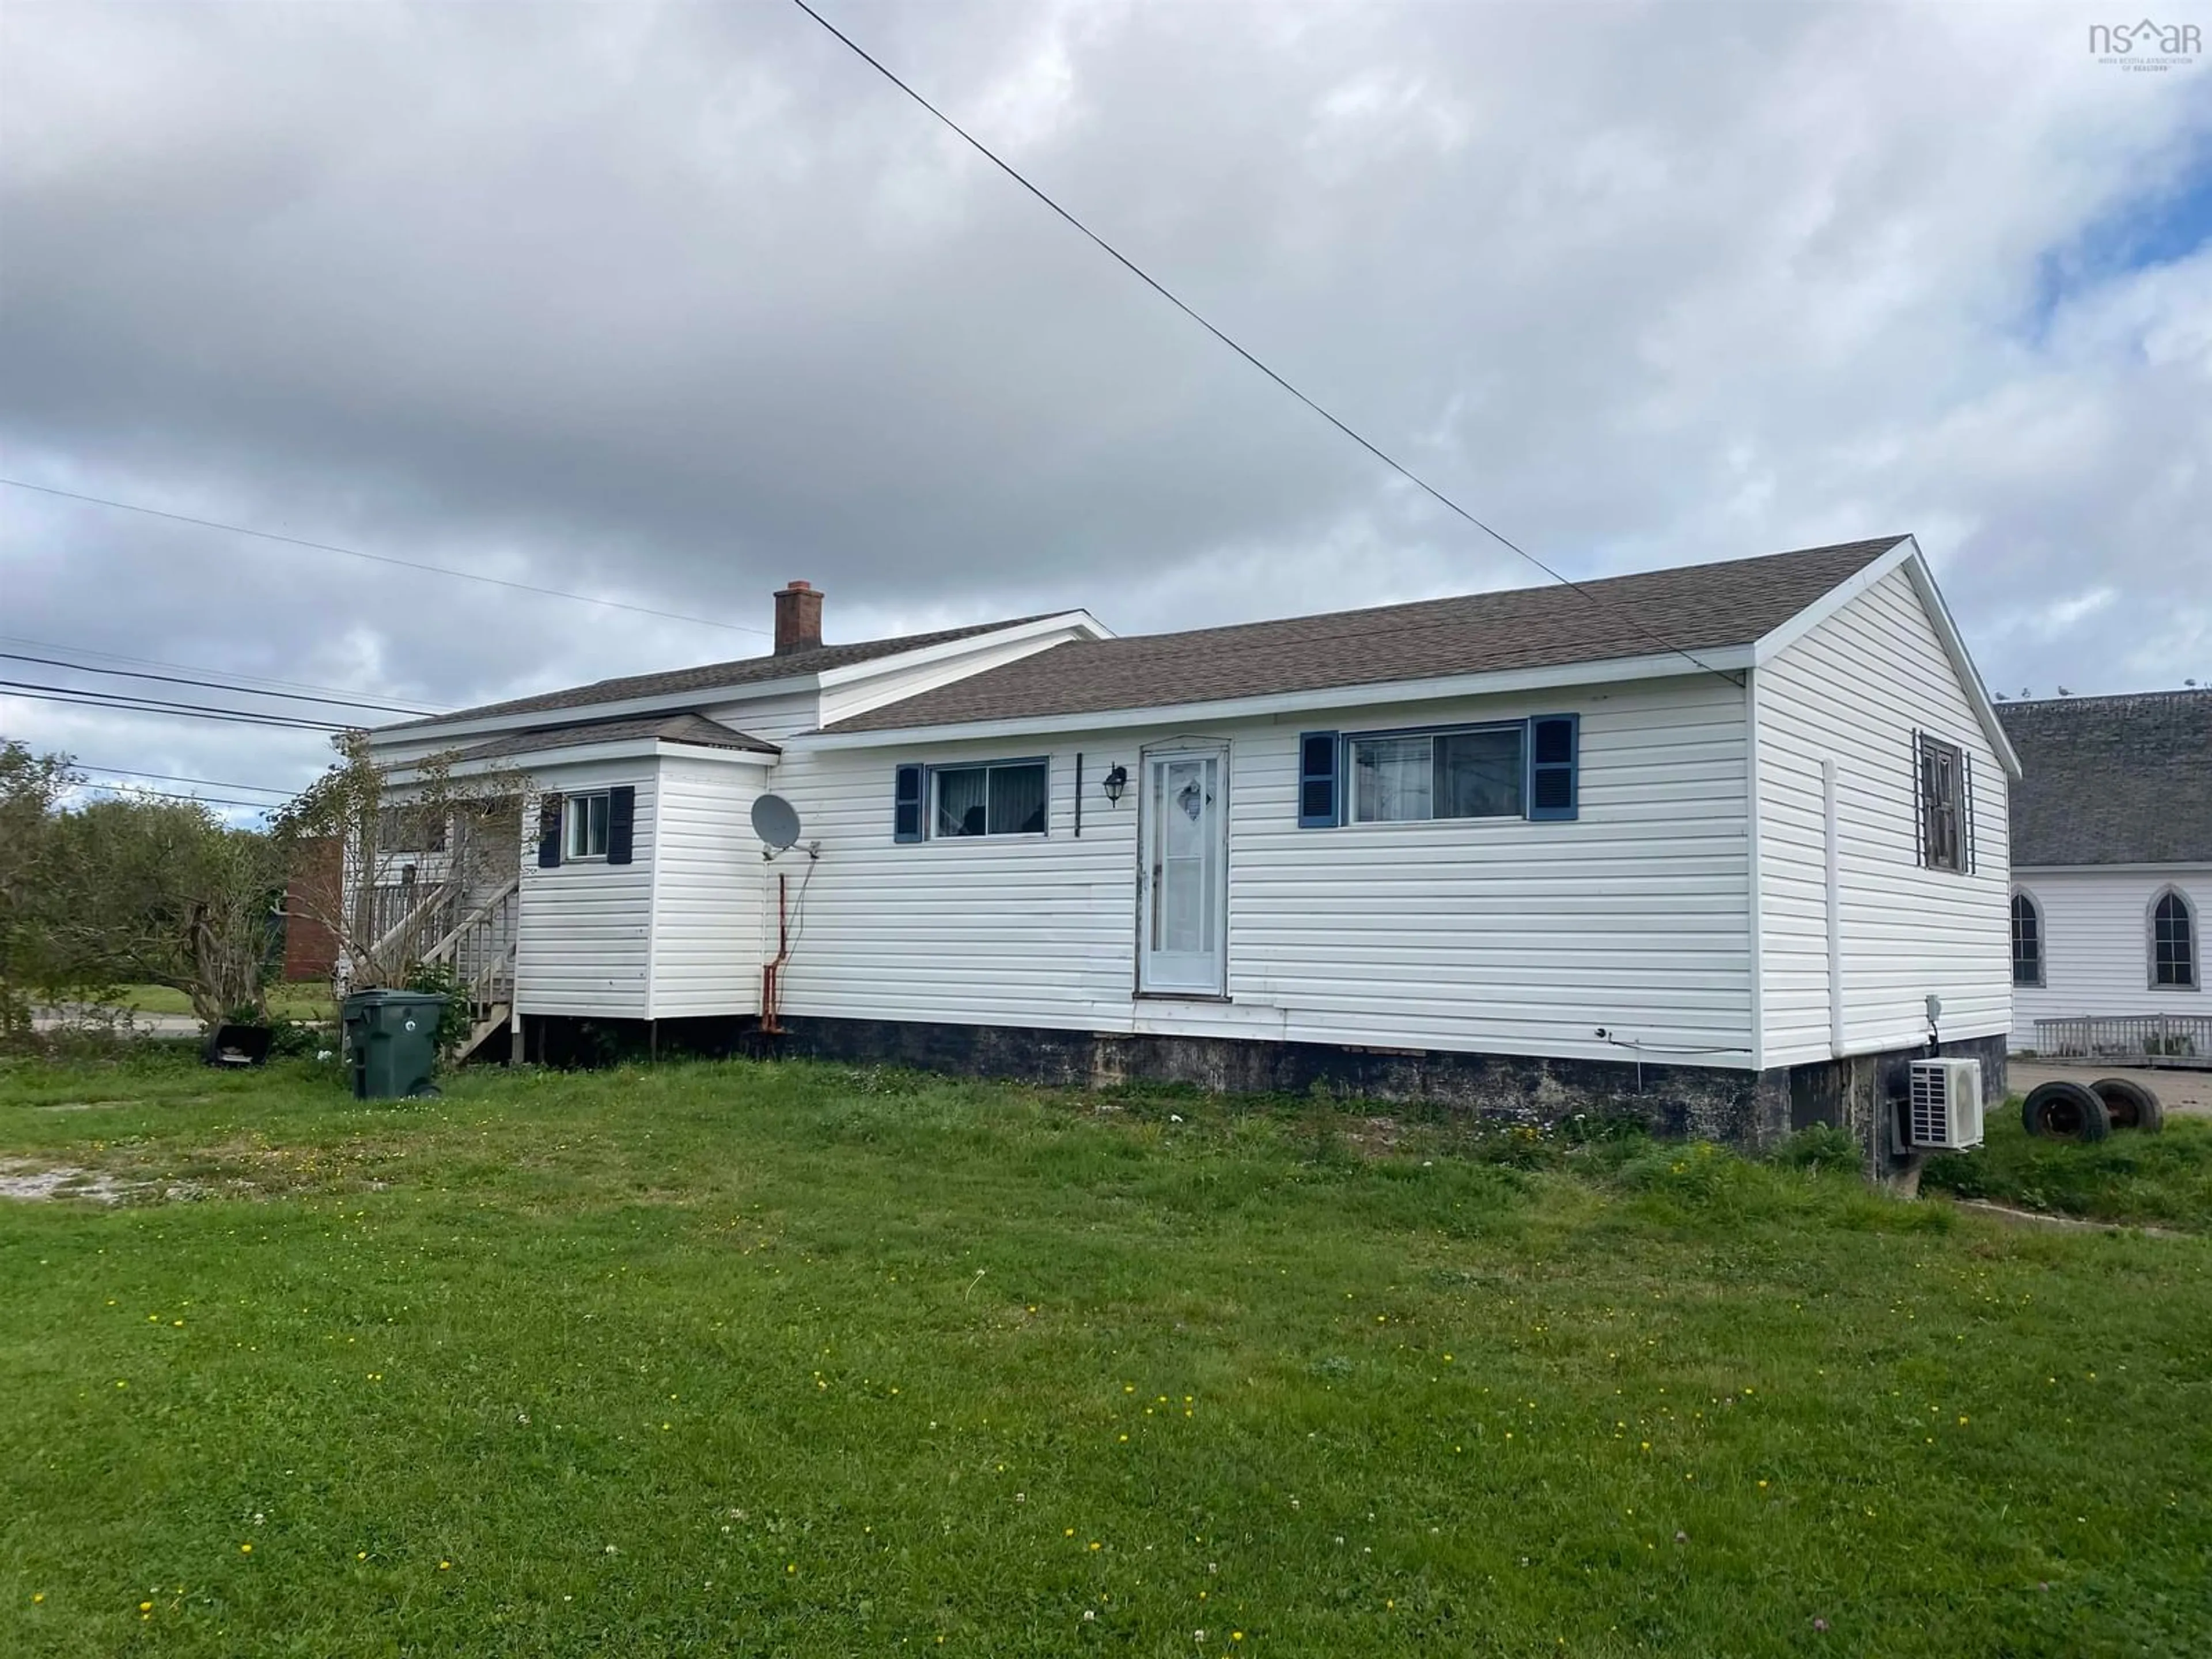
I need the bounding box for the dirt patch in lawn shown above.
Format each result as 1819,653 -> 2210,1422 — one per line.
1,1132 -> 414,1205
0,1159 -> 145,1203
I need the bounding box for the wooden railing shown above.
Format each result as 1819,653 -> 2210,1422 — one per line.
2035,1014 -> 2212,1067
418,876 -> 519,1050
367,880 -> 461,971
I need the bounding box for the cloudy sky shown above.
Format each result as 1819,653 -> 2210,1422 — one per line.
2,0 -> 2207,813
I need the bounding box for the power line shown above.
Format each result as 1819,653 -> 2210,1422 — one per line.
0,653 -> 435,717
69,781 -> 282,812
0,681 -> 349,731
0,633 -> 457,713
59,763 -> 299,797
0,478 -> 773,638
788,0 -> 1741,686
0,652 -> 431,717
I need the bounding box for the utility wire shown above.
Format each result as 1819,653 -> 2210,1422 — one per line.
789,0 -> 1740,685
0,478 -> 773,638
0,653 -> 434,717
57,763 -> 299,797
0,681 -> 349,731
0,633 -> 457,713
68,781 -> 283,812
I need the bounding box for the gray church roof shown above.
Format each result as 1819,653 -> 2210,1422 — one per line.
1998,690 -> 2212,866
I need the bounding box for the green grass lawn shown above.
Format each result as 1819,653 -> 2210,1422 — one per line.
1923,1107 -> 2212,1232
1,1056 -> 2207,1657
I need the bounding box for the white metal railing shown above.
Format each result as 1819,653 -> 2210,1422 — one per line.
2035,1014 -> 2212,1067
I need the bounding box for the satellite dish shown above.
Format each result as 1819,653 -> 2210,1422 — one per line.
751,793 -> 802,853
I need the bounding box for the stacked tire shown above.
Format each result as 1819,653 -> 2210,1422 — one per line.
2020,1077 -> 2165,1141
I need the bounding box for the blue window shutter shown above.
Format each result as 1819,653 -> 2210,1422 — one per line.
1528,715 -> 1578,820
606,785 -> 637,864
893,764 -> 925,842
536,793 -> 563,868
1298,732 -> 1340,827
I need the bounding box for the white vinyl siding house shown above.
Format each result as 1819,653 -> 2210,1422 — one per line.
1754,565 -> 2012,1067
365,535 -> 2019,1144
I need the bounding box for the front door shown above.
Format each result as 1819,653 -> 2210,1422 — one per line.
1138,743 -> 1228,995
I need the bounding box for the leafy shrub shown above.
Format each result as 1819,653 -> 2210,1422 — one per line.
262,1017 -> 327,1060
1772,1123 -> 1861,1172
403,961 -> 474,1054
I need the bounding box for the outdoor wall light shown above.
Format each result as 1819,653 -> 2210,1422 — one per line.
1101,764 -> 1128,806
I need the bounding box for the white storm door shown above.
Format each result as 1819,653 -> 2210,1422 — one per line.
1138,744 -> 1228,995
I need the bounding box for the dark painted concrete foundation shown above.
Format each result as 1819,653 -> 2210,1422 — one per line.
512,1013 -> 2005,1164
1780,1032 -> 2009,1179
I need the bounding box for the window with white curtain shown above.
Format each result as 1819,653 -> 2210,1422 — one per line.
1350,726 -> 1525,823
931,760 -> 1048,838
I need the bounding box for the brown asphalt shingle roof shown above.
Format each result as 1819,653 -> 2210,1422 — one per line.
386,614 -> 1062,733
825,537 -> 1907,733
450,713 -> 778,763
1997,690 -> 2212,866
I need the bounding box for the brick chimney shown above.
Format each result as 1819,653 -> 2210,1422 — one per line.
774,580 -> 823,654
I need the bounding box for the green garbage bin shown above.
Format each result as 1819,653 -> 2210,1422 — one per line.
341,990 -> 449,1100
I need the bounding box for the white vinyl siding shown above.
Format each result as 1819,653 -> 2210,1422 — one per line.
758,745 -> 1131,1024
2009,869 -> 2210,1049
648,757 -> 768,1019
766,674 -> 1755,1064
702,690 -> 821,745
1754,567 -> 2011,1067
516,763 -> 655,1018
814,627 -> 1093,730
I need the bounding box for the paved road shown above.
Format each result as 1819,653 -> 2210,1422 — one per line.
2009,1060 -> 2211,1118
30,1009 -> 201,1037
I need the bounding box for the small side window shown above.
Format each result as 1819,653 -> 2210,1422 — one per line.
2152,889 -> 2197,989
564,791 -> 611,861
1916,732 -> 1968,873
2010,891 -> 2043,987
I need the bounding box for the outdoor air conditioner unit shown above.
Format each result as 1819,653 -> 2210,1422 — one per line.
1906,1059 -> 1984,1151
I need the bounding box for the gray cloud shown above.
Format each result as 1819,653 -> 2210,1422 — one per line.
2,0 -> 2207,801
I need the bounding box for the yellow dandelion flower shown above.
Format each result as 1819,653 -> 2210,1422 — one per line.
141,1602 -> 153,1612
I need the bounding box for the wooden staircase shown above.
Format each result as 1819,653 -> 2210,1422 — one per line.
415,876 -> 520,1062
